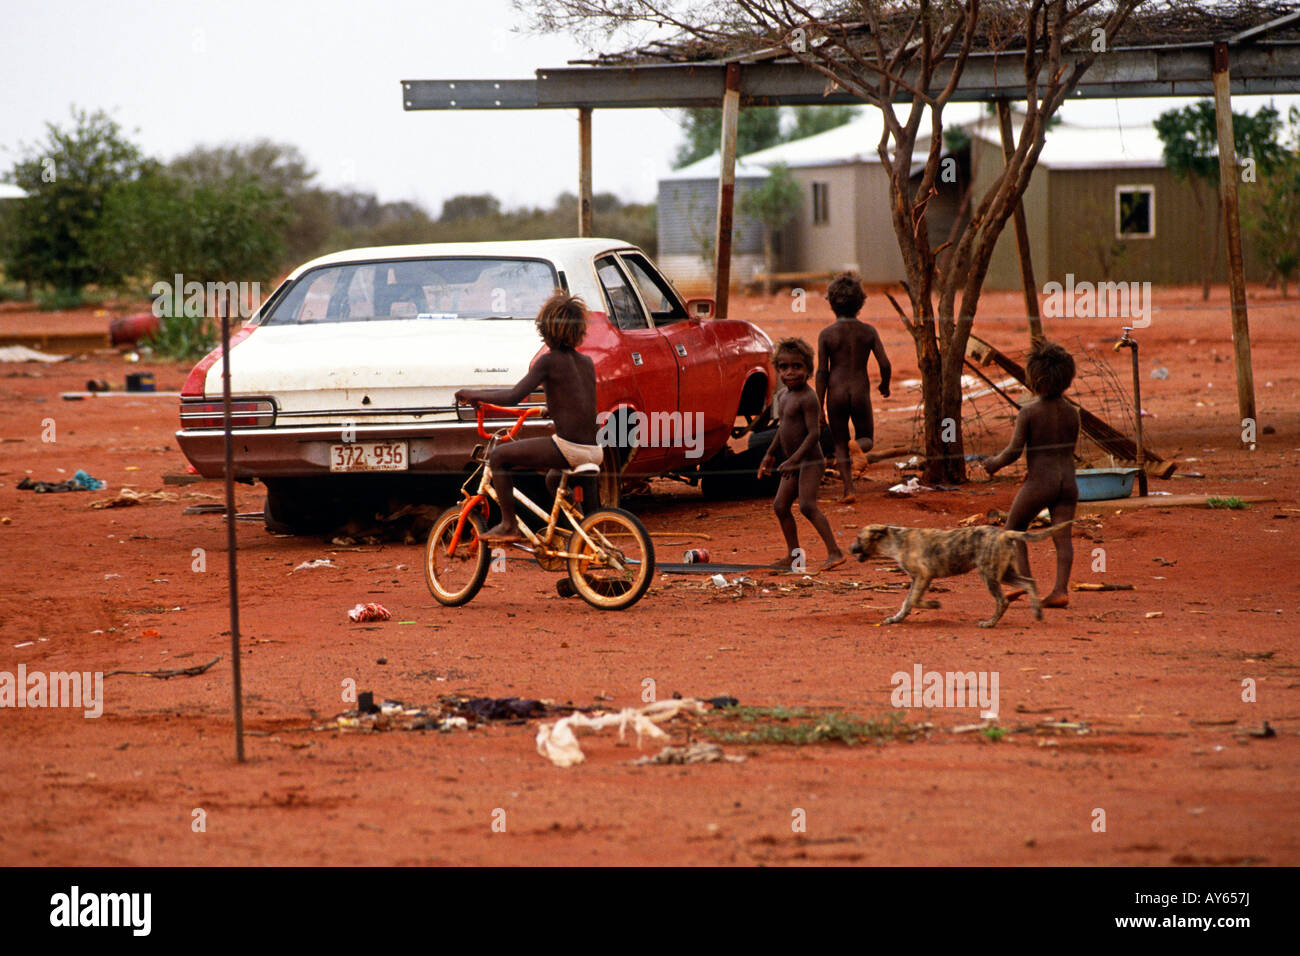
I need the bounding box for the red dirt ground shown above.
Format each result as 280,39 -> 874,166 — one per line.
0,287 -> 1297,866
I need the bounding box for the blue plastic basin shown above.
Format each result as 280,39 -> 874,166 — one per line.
1076,468 -> 1138,501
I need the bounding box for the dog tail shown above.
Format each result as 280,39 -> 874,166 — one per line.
1003,520 -> 1074,542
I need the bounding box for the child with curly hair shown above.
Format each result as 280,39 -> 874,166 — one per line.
816,271 -> 891,501
759,337 -> 845,572
979,339 -> 1080,607
455,291 -> 600,541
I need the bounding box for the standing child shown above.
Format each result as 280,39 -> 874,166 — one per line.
816,271 -> 892,502
979,339 -> 1080,607
455,291 -> 601,541
759,337 -> 846,572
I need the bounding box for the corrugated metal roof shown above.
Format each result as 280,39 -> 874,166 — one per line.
966,116 -> 1168,169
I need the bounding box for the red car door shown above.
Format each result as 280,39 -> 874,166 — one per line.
619,252 -> 726,464
592,255 -> 677,471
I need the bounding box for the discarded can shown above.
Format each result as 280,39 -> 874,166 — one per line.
683,548 -> 710,564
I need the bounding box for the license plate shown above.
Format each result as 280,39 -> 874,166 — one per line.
329,441 -> 408,472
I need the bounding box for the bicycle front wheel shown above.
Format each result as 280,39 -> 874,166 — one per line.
426,507 -> 490,607
566,508 -> 655,610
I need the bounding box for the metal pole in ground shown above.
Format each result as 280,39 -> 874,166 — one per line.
577,107 -> 593,238
220,298 -> 246,762
713,62 -> 741,319
1211,41 -> 1258,434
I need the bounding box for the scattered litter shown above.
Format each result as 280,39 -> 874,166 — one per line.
633,742 -> 744,765
17,469 -> 105,493
1247,722 -> 1276,739
1150,366 -> 1170,380
0,345 -> 69,363
14,642 -> 34,649
1073,582 -> 1134,592
710,573 -> 728,587
89,488 -> 178,509
536,698 -> 706,768
348,602 -> 391,622
887,477 -> 934,496
104,573 -> 122,580
319,693 -> 573,733
461,697 -> 548,721
1144,611 -> 1164,619
292,559 -> 335,573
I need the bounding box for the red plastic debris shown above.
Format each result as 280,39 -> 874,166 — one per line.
348,603 -> 392,623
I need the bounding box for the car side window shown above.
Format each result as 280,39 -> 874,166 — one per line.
596,257 -> 649,331
621,254 -> 688,325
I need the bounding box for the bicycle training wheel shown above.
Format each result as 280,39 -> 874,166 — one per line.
566,508 -> 655,610
426,507 -> 490,607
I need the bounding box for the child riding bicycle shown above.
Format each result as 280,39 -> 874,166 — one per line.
454,291 -> 602,541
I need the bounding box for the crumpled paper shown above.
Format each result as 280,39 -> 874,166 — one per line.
535,698 -> 706,767
887,477 -> 934,496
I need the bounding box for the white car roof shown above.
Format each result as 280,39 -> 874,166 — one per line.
291,238 -> 635,276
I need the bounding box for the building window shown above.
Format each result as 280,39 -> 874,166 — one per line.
812,182 -> 830,225
1116,185 -> 1154,239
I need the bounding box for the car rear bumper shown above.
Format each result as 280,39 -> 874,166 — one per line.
175,420 -> 556,479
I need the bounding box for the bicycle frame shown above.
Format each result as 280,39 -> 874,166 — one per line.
444,404 -> 610,566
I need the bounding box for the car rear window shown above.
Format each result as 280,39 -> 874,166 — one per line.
260,258 -> 560,325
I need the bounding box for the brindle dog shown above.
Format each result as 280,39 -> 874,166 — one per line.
850,522 -> 1073,627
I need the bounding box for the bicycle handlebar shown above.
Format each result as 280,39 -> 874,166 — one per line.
471,402 -> 542,440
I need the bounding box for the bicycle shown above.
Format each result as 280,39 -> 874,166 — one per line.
425,402 -> 655,611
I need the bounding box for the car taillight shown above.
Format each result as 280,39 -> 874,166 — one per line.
179,398 -> 276,429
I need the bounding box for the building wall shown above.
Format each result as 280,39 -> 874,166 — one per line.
1046,166 -> 1267,286
781,164 -> 864,275
656,177 -> 766,293
973,137 -> 1051,292
969,137 -> 1268,290
852,163 -> 910,283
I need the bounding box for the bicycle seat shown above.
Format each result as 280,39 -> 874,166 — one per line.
561,462 -> 601,477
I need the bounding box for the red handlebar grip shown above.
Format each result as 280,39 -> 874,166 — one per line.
473,403 -> 541,440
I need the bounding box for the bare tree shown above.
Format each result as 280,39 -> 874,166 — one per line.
522,0 -> 1146,483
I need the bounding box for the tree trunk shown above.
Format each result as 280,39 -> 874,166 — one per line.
915,336 -> 946,487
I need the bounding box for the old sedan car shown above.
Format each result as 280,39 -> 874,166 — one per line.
175,238 -> 774,531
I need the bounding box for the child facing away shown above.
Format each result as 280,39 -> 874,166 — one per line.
816,271 -> 892,502
455,291 -> 602,541
758,337 -> 846,572
978,339 -> 1080,608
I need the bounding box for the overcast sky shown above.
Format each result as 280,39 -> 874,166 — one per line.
3,0 -> 1296,216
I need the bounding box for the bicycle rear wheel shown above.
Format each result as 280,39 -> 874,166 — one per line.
426,507 -> 490,607
566,508 -> 655,610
